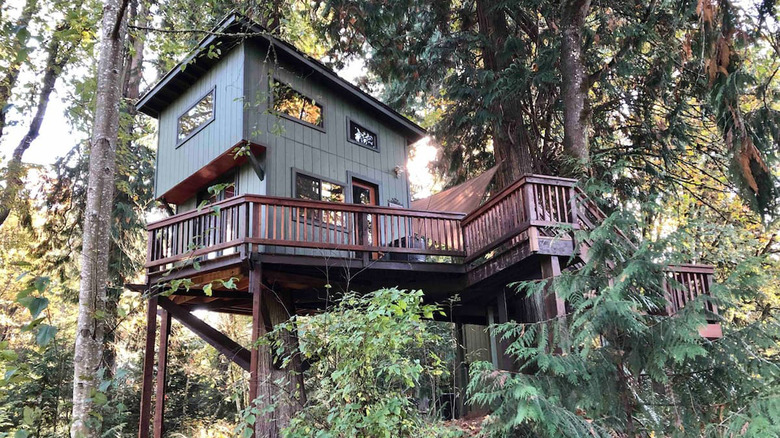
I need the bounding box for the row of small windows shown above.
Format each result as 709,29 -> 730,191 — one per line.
176,81 -> 379,150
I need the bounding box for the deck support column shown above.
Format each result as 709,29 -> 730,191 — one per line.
153,309 -> 171,438
138,294 -> 157,438
496,289 -> 515,371
540,256 -> 566,319
250,259 -> 307,438
453,322 -> 468,419
249,259 -> 273,436
540,256 -> 568,352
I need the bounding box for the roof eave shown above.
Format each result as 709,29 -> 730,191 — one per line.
135,13 -> 427,140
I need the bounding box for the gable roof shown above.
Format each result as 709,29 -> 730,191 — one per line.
136,13 -> 427,141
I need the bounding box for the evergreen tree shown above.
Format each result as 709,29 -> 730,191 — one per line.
468,203 -> 780,437
313,0 -> 778,215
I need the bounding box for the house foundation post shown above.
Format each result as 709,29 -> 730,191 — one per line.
248,258 -> 275,437
454,322 -> 468,418
137,293 -> 157,438
153,308 -> 171,438
540,255 -> 568,351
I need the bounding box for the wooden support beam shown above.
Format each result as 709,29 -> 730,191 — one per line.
157,297 -> 251,371
454,323 -> 467,419
153,309 -> 171,438
496,289 -> 515,371
248,261 -> 262,407
540,256 -> 565,319
138,295 -> 157,438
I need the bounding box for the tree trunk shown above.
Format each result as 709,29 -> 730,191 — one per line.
70,0 -> 128,436
476,0 -> 534,187
255,288 -> 306,437
560,0 -> 591,174
0,0 -> 38,140
0,27 -> 74,227
102,0 -> 146,377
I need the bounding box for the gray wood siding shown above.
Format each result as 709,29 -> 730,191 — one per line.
243,42 -> 412,208
155,45 -> 246,199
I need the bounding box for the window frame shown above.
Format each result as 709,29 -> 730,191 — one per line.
292,169 -> 347,228
270,78 -> 326,132
346,117 -> 380,152
176,87 -> 216,148
292,169 -> 346,203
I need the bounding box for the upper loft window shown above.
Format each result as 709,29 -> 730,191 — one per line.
272,80 -> 323,128
177,89 -> 215,144
348,119 -> 378,150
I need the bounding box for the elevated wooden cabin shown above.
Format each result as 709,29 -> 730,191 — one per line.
135,13 -> 721,437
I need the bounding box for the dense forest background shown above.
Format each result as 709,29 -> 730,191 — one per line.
0,0 -> 779,436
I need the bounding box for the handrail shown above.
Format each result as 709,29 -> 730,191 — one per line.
147,176 -> 583,268
462,174 -> 577,226
148,194 -> 465,231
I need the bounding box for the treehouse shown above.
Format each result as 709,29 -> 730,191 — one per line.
134,13 -> 722,437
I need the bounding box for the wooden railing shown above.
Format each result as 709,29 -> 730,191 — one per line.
462,175 -> 579,262
664,264 -> 718,317
147,176 -> 585,269
146,195 -> 466,269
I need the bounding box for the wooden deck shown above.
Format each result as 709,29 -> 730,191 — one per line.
144,174 -> 719,329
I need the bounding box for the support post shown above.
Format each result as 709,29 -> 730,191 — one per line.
454,322 -> 467,419
153,309 -> 171,438
138,294 -> 157,438
248,259 -> 263,412
540,255 -> 567,352
496,289 -> 515,371
540,256 -> 565,319
486,307 -> 499,369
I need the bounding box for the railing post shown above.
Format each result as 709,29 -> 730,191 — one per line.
568,186 -> 578,225
357,212 -> 369,264
523,181 -> 536,222
146,230 -> 154,270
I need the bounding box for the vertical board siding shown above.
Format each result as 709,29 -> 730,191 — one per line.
155,45 -> 246,199
156,40 -> 418,239
243,43 -> 413,210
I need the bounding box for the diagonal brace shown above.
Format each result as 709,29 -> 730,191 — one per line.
158,297 -> 251,371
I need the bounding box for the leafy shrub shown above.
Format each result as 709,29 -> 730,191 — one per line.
280,287 -> 460,438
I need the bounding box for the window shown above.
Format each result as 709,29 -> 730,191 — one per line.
295,173 -> 344,203
295,172 -> 345,225
272,80 -> 323,127
178,89 -> 215,144
197,171 -> 237,206
348,120 -> 378,150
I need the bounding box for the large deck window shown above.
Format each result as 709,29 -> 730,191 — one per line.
272,80 -> 324,128
295,173 -> 344,203
295,172 -> 345,225
177,89 -> 215,144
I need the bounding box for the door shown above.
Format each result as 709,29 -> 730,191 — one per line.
351,179 -> 379,249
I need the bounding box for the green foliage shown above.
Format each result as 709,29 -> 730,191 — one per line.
268,288 -> 459,438
468,204 -> 780,437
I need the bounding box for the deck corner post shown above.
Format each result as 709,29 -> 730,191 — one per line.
496,289 -> 515,371
153,308 -> 171,438
453,322 -> 467,419
248,257 -> 265,436
138,292 -> 158,438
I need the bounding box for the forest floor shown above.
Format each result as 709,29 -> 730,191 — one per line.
446,415 -> 486,437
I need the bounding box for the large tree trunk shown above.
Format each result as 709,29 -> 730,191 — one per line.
255,288 -> 306,437
70,0 -> 128,436
476,0 -> 534,187
560,0 -> 592,173
102,0 -> 147,377
0,27 -> 74,227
